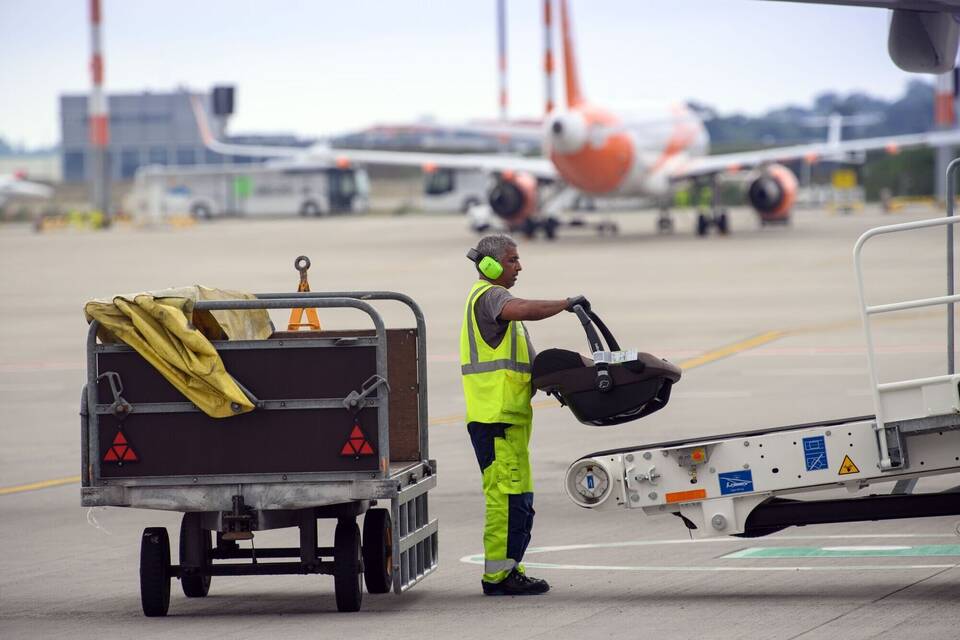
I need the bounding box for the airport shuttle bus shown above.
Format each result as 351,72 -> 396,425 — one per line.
130,163 -> 370,221
421,167 -> 488,213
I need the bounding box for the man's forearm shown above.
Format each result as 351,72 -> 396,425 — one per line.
500,298 -> 569,321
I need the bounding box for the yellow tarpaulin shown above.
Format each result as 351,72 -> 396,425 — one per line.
84,286 -> 274,418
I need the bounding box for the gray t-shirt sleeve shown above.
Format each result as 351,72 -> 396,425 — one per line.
474,287 -> 514,350
474,287 -> 536,359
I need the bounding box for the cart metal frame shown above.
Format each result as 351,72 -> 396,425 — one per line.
81,291 -> 438,610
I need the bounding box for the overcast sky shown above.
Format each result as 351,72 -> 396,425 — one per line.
0,0 -> 926,148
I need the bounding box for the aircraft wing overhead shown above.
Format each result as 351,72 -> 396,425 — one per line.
672,128 -> 960,179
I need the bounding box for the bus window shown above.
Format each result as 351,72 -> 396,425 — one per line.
425,168 -> 455,195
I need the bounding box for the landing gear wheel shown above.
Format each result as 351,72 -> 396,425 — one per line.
334,519 -> 363,612
521,218 -> 537,240
543,217 -> 559,240
362,509 -> 393,594
716,211 -> 729,235
696,212 -> 709,237
179,513 -> 212,598
140,527 -> 171,617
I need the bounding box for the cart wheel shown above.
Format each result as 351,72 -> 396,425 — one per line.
334,519 -> 363,612
140,527 -> 171,617
179,513 -> 212,598
362,509 -> 393,594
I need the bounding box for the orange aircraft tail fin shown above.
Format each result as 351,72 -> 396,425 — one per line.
559,0 -> 584,108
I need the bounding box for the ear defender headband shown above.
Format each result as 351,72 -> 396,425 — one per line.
466,248 -> 504,280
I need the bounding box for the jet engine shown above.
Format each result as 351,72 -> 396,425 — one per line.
747,163 -> 797,223
545,111 -> 588,154
488,171 -> 538,222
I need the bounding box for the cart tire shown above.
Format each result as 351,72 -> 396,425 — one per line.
140,527 -> 171,617
179,513 -> 212,598
362,509 -> 393,594
334,519 -> 363,612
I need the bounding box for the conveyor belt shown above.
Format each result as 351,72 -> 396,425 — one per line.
579,414 -> 876,460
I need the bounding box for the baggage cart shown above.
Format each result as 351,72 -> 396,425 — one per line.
81,291 -> 438,615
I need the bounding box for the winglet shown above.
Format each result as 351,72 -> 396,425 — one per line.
559,0 -> 584,108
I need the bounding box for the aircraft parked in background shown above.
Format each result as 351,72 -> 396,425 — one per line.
192,0 -> 960,239
0,172 -> 52,209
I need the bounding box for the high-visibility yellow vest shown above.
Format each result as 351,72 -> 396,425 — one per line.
460,280 -> 532,424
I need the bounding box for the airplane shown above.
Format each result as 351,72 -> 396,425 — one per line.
0,171 -> 52,209
191,0 -> 960,239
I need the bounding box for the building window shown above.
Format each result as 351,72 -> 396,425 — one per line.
148,147 -> 168,165
120,149 -> 141,179
176,147 -> 196,165
64,151 -> 85,182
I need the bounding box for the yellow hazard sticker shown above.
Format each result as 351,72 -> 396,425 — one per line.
838,454 -> 860,475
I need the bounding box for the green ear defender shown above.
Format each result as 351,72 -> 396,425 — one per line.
477,255 -> 504,280
467,248 -> 504,280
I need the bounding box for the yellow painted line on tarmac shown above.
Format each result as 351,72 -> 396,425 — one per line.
1,330 -> 791,497
677,330 -> 787,371
0,475 -> 81,496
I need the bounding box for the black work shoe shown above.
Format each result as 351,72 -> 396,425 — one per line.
482,569 -> 550,596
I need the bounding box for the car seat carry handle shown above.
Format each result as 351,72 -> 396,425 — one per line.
572,305 -> 615,393
572,306 -> 621,353
588,311 -> 621,352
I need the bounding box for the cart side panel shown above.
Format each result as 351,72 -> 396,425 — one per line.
97,407 -> 379,477
97,345 -> 377,402
95,341 -> 383,477
271,328 -> 421,461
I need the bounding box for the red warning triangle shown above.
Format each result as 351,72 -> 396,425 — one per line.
340,424 -> 375,457
103,431 -> 139,464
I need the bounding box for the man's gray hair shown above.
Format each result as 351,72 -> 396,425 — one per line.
475,234 -> 517,262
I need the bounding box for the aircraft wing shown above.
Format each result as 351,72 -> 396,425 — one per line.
0,177 -> 53,199
292,148 -> 556,178
191,95 -> 556,179
672,128 -> 960,179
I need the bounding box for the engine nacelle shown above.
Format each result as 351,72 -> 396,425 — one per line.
545,110 -> 588,155
488,171 -> 537,222
747,163 -> 797,222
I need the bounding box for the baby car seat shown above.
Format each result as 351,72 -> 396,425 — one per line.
532,305 -> 682,426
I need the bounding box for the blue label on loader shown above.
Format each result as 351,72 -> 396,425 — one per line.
802,435 -> 829,471
718,470 -> 754,495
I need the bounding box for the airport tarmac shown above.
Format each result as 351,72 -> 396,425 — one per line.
1,205 -> 958,639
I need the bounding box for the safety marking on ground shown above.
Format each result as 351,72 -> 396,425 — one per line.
459,535 -> 960,573
838,454 -> 861,475
723,545 -> 960,559
676,330 -> 786,370
0,475 -> 81,496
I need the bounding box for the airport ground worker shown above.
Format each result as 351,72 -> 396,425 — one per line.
460,234 -> 588,596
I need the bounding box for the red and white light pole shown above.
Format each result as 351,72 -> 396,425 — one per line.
497,0 -> 508,122
934,69 -> 956,203
89,0 -> 110,219
543,0 -> 555,114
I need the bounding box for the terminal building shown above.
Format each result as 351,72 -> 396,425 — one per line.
59,88 -> 312,183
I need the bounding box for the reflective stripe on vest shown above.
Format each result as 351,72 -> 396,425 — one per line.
460,280 -> 533,424
461,282 -> 530,375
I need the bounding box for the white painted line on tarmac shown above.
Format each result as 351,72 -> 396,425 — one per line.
460,534 -> 960,573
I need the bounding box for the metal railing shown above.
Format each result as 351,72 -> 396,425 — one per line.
853,157 -> 960,470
